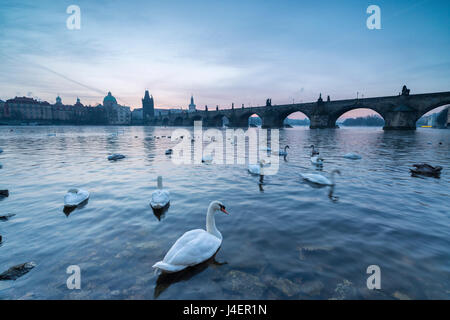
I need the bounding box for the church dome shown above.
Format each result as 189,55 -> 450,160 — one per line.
103,91 -> 117,105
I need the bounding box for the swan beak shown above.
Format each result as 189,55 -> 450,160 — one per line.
220,207 -> 229,214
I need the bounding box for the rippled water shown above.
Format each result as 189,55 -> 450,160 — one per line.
0,125 -> 449,300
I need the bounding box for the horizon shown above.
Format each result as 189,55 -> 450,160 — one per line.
1,0 -> 449,119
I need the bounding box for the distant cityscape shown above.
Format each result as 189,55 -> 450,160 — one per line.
1,91 -> 449,128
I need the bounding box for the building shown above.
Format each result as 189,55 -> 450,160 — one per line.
142,90 -> 155,123
188,95 -> 196,112
2,97 -> 53,121
103,91 -> 131,125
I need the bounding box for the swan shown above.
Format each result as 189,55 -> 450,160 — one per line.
165,149 -> 173,155
64,188 -> 89,207
310,155 -> 324,166
343,153 -> 362,160
278,145 -> 290,156
108,154 -> 126,161
202,154 -> 213,163
150,176 -> 170,209
248,160 -> 267,175
153,201 -> 228,273
310,145 -> 320,156
301,169 -> 341,186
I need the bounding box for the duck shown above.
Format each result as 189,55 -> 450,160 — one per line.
202,154 -> 213,163
248,160 -> 267,175
153,201 -> 228,273
278,145 -> 290,156
150,176 -> 170,209
410,163 -> 442,177
108,154 -> 126,161
310,155 -> 324,166
165,149 -> 173,155
343,153 -> 362,160
300,169 -> 341,186
64,188 -> 90,207
310,145 -> 320,156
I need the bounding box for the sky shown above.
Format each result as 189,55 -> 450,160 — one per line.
0,0 -> 449,119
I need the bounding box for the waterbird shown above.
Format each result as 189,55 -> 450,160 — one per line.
310,145 -> 320,156
64,188 -> 90,207
150,176 -> 170,209
108,154 -> 126,161
202,154 -> 213,163
310,155 -> 324,166
248,160 -> 267,175
153,201 -> 228,273
300,169 -> 341,186
165,149 -> 173,155
410,163 -> 442,178
278,145 -> 290,156
343,153 -> 362,160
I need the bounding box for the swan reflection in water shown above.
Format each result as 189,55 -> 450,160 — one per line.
154,251 -> 227,299
152,203 -> 170,221
302,179 -> 339,202
63,199 -> 89,217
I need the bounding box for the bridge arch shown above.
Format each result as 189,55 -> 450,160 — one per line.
229,111 -> 264,127
336,108 -> 385,127
281,111 -> 311,128
209,114 -> 230,127
329,105 -> 386,128
416,104 -> 449,127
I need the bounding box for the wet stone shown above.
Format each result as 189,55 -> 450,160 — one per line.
223,270 -> 266,299
0,262 -> 36,281
300,280 -> 324,296
330,279 -> 356,300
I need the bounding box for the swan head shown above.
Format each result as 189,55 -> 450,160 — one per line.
285,145 -> 290,150
209,200 -> 229,215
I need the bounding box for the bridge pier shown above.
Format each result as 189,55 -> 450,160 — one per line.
382,110 -> 418,130
309,114 -> 336,129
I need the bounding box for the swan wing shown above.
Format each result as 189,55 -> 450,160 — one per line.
150,189 -> 170,208
301,173 -> 331,185
162,229 -> 221,267
64,189 -> 89,206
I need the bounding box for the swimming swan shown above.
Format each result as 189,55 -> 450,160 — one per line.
64,188 -> 90,207
150,176 -> 170,209
153,201 -> 228,273
300,169 -> 341,186
278,145 -> 290,156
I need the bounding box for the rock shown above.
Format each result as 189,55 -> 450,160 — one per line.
300,280 -> 324,296
0,262 -> 36,280
223,270 -> 266,298
393,291 -> 411,300
0,213 -> 16,221
0,190 -> 9,197
266,276 -> 301,297
330,279 -> 355,300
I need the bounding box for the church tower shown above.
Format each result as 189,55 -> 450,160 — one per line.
142,90 -> 154,122
188,95 -> 196,112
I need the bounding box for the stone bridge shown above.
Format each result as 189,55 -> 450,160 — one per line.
151,87 -> 450,130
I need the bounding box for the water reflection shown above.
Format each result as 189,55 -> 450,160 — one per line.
152,203 -> 170,221
154,251 -> 227,299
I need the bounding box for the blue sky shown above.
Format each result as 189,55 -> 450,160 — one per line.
0,0 -> 449,118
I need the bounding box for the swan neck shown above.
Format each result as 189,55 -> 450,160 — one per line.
157,176 -> 163,189
206,205 -> 222,239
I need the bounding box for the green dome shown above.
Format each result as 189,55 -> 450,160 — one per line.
103,91 -> 117,105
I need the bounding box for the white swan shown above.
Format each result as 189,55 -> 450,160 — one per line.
150,176 -> 170,209
202,154 -> 213,163
64,188 -> 90,207
301,169 -> 341,186
343,153 -> 362,160
278,145 -> 290,156
310,155 -> 324,166
248,160 -> 267,175
153,201 -> 228,273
